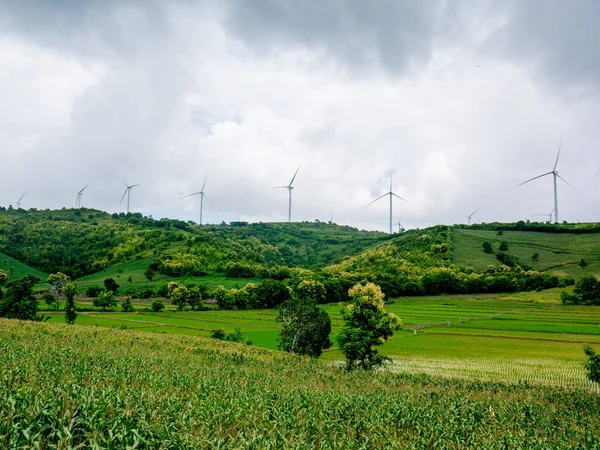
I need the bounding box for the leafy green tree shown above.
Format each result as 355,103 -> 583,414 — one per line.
63,282 -> 78,324
532,253 -> 539,262
295,279 -> 326,304
579,258 -> 589,268
482,242 -> 493,254
0,270 -> 8,285
255,280 -> 292,308
276,297 -> 331,357
0,275 -> 41,321
151,299 -> 165,312
499,241 -> 509,251
47,272 -> 69,310
94,290 -> 117,311
104,278 -> 120,293
144,267 -> 156,282
121,296 -> 134,312
337,282 -> 401,370
583,345 -> 600,388
168,282 -> 190,311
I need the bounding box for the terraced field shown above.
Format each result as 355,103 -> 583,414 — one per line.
45,289 -> 600,389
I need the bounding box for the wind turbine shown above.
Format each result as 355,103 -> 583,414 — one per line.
16,190 -> 27,209
365,175 -> 410,234
463,207 -> 480,225
75,183 -> 90,208
273,166 -> 300,223
395,214 -> 405,233
531,208 -> 555,223
120,180 -> 142,214
517,136 -> 578,223
180,176 -> 208,226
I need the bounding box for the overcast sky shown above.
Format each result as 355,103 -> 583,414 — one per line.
1,0 -> 599,231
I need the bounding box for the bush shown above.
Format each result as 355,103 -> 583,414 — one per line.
482,242 -> 493,254
86,286 -> 103,298
151,300 -> 165,312
224,262 -> 256,278
499,241 -> 509,251
93,291 -> 117,311
104,278 -> 119,293
255,280 -> 292,309
121,296 -> 134,312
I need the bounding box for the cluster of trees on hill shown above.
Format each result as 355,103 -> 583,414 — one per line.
0,209 -> 387,278
458,220 -> 600,235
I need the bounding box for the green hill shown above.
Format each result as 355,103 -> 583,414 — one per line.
2,319 -> 598,448
453,229 -> 600,278
0,252 -> 47,281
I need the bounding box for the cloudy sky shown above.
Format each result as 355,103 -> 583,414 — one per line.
1,0 -> 599,231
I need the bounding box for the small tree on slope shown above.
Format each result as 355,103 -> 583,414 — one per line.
337,282 -> 402,370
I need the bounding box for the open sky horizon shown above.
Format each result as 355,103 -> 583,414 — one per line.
1,0 -> 599,232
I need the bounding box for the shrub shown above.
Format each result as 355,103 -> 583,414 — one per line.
121,296 -> 134,312
499,241 -> 509,251
151,300 -> 165,312
93,291 -> 117,311
86,286 -> 103,298
224,262 -> 256,278
482,242 -> 493,254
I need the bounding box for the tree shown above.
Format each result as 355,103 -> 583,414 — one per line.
574,275 -> 600,304
295,279 -> 326,304
63,282 -> 78,324
94,290 -> 117,311
532,253 -> 539,262
276,297 -> 332,357
579,258 -> 589,268
0,275 -> 41,321
482,242 -> 493,254
584,345 -> 600,387
104,278 -> 120,293
41,291 -> 57,309
151,299 -> 165,312
121,296 -> 134,312
168,282 -> 190,311
47,272 -> 69,311
255,280 -> 292,308
337,282 -> 402,370
0,270 -> 8,285
499,241 -> 509,251
144,267 -> 156,282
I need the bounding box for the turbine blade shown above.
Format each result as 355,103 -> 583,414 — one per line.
470,207 -> 480,217
201,175 -> 207,193
365,192 -> 388,208
79,183 -> 90,194
553,135 -> 563,171
556,174 -> 580,193
180,192 -> 202,199
391,192 -> 410,204
130,183 -> 142,189
272,186 -> 288,189
288,165 -> 300,187
516,172 -> 553,187
120,188 -> 128,204
18,190 -> 27,202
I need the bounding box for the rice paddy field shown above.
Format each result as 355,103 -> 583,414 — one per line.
2,319 -> 600,448
43,288 -> 600,390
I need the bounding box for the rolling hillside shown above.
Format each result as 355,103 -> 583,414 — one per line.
453,229 -> 600,277
0,252 -> 48,281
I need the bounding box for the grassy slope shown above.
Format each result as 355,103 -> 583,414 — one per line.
2,319 -> 600,448
453,229 -> 600,277
0,252 -> 48,281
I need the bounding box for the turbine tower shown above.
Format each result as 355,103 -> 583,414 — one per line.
365,175 -> 410,234
16,190 -> 27,209
180,176 -> 208,226
517,136 -> 577,223
120,180 -> 142,214
75,183 -> 90,208
463,207 -> 480,225
273,166 -> 300,223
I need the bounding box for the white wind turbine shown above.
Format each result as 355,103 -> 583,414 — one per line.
15,190 -> 27,209
463,207 -> 480,225
75,183 -> 90,208
517,136 -> 578,223
531,208 -> 555,223
180,176 -> 208,226
395,214 -> 405,233
120,179 -> 142,214
365,175 -> 410,234
273,166 -> 300,223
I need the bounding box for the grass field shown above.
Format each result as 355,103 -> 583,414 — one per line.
44,289 -> 600,390
0,252 -> 48,281
453,229 -> 600,277
2,319 -> 600,448
74,258 -> 263,291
